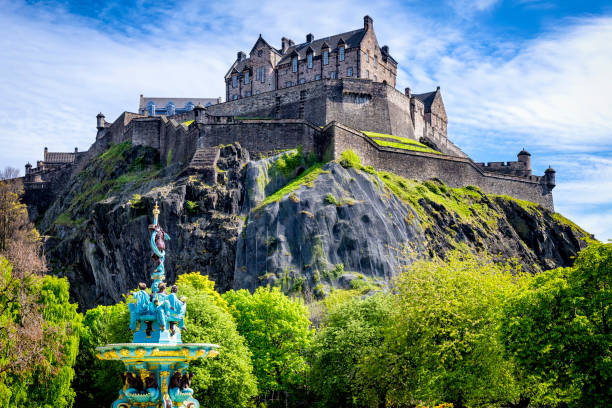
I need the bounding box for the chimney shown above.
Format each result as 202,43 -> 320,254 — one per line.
306,33 -> 314,43
381,45 -> 389,55
281,37 -> 292,53
437,86 -> 441,91
237,51 -> 246,61
74,147 -> 78,154
405,87 -> 411,98
364,15 -> 373,31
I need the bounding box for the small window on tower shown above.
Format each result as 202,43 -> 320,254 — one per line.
366,50 -> 369,62
330,71 -> 336,79
308,53 -> 313,69
232,76 -> 237,88
323,50 -> 329,65
347,67 -> 353,77
256,68 -> 261,81
292,57 -> 298,72
261,69 -> 265,83
339,46 -> 345,61
315,74 -> 321,80
245,72 -> 250,84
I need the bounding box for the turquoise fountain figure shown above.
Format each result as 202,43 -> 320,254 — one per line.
97,203 -> 219,408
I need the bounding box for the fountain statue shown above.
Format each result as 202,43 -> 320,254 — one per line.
96,203 -> 219,408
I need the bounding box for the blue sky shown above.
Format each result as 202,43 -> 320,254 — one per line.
0,0 -> 611,240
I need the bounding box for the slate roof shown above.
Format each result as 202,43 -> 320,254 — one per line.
413,91 -> 437,112
45,152 -> 75,163
278,28 -> 366,64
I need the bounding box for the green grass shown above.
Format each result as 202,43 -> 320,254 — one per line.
254,163 -> 328,211
325,193 -> 339,205
552,212 -> 590,236
182,120 -> 194,126
338,149 -> 500,229
361,131 -> 442,154
492,194 -> 542,216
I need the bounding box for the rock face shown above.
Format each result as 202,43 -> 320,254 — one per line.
33,142 -> 590,310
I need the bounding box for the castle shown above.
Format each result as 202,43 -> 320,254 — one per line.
23,15 -> 556,212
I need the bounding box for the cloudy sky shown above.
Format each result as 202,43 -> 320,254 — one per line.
0,0 -> 611,240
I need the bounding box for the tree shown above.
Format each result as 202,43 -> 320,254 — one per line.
178,273 -> 258,408
223,286 -> 313,406
309,293 -> 393,408
501,243 -> 612,407
373,252 -> 527,408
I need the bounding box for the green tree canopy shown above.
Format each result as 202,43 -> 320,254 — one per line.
309,293 -> 393,408
223,286 -> 313,406
371,252 -> 527,408
501,242 -> 612,407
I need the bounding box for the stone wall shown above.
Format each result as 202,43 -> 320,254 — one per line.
325,122 -> 554,210
197,120 -> 320,158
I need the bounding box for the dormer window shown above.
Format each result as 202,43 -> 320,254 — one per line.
307,53 -> 313,69
339,46 -> 345,61
244,71 -> 250,84
292,57 -> 298,72
323,50 -> 329,65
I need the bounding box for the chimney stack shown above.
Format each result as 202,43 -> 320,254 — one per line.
237,51 -> 246,61
381,45 -> 389,55
364,15 -> 373,31
405,87 -> 411,98
306,33 -> 314,43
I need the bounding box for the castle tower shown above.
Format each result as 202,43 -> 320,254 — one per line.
194,102 -> 206,124
544,166 -> 556,189
25,162 -> 31,176
518,149 -> 531,176
96,112 -> 105,130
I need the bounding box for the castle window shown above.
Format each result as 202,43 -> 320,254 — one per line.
366,50 -> 369,62
315,74 -> 321,80
323,50 -> 329,65
330,71 -> 336,79
374,56 -> 377,67
246,91 -> 251,97
299,78 -> 306,84
292,57 -> 298,72
339,46 -> 345,61
307,53 -> 313,69
256,67 -> 261,81
255,90 -> 260,94
353,94 -> 371,104
261,68 -> 265,83
232,75 -> 237,88
347,67 -> 353,77
366,70 -> 369,79
233,94 -> 238,100
286,81 -> 292,87
374,74 -> 377,82
258,49 -> 263,57
245,72 -> 250,84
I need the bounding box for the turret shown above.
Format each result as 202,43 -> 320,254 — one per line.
544,166 -> 556,189
194,103 -> 206,124
517,148 -> 531,176
25,162 -> 31,175
96,112 -> 105,130
281,37 -> 294,54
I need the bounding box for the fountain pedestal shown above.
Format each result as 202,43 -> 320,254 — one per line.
96,204 -> 218,408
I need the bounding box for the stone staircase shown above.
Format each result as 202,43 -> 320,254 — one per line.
186,147 -> 220,184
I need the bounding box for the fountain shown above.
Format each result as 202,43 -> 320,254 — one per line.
96,203 -> 219,408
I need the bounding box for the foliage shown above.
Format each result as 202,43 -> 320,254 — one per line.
363,252 -> 528,408
73,302 -> 130,408
254,163 -> 328,211
178,274 -> 258,408
309,293 -> 394,408
1,270 -> 82,408
182,120 -> 194,126
325,193 -> 339,205
223,287 -> 313,406
501,242 -> 612,407
362,131 -> 441,154
0,179 -> 29,251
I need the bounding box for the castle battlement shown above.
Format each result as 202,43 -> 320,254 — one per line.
23,15 -> 556,213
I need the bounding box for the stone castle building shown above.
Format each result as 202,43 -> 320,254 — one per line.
23,15 -> 556,212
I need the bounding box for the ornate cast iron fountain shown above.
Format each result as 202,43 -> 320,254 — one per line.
96,203 -> 219,408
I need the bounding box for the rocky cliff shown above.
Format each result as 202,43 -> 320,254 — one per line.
34,142 -> 590,309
